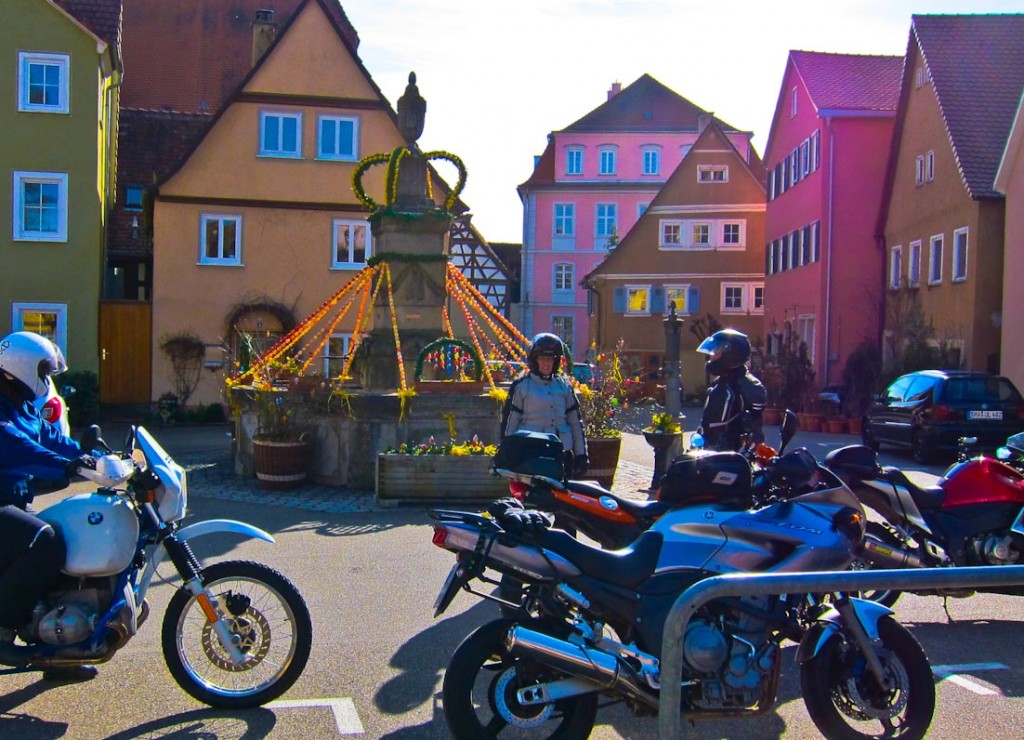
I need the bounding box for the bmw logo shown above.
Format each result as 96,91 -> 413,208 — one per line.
599,496 -> 619,511
87,512 -> 104,525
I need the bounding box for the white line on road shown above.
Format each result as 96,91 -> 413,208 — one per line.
268,698 -> 365,735
931,662 -> 1009,695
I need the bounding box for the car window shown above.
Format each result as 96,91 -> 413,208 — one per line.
940,376 -> 1023,404
885,375 -> 916,402
905,376 -> 938,403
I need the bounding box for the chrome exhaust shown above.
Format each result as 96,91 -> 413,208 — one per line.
505,625 -> 659,709
860,534 -> 924,568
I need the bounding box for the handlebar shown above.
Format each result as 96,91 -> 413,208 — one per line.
77,454 -> 136,487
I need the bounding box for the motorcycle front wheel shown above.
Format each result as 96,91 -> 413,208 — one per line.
443,618 -> 598,740
162,560 -> 312,708
800,616 -> 935,740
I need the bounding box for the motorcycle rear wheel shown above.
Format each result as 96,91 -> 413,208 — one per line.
800,616 -> 935,740
162,560 -> 312,708
443,618 -> 598,740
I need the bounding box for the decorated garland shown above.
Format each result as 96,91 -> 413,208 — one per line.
414,337 -> 483,381
351,146 -> 467,214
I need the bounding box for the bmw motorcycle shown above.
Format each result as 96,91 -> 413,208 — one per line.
0,425 -> 312,708
829,433 -> 1024,605
430,444 -> 936,739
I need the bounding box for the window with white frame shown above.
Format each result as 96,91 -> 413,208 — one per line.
332,219 -> 371,267
721,282 -> 764,314
625,285 -> 650,315
790,148 -> 800,186
800,225 -> 812,265
692,223 -> 710,246
915,155 -> 924,186
660,218 -> 745,249
317,115 -> 358,160
908,241 -> 921,287
925,150 -> 935,182
554,203 -> 575,235
13,171 -> 68,242
661,222 -> 681,246
789,230 -> 799,267
553,263 -> 574,291
598,147 -> 616,175
324,333 -> 352,378
125,185 -> 144,211
723,222 -> 741,246
18,52 -> 69,113
12,302 -> 68,357
796,315 -> 815,363
790,87 -> 798,117
259,111 -> 302,158
596,203 -> 617,239
928,235 -> 943,284
953,227 -> 968,281
889,246 -> 902,289
552,316 -> 574,352
698,165 -> 728,183
665,286 -> 690,314
811,130 -> 820,170
200,214 -> 242,265
801,140 -> 810,177
566,147 -> 583,175
642,147 -> 660,175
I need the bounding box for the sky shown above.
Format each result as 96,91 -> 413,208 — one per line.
341,0 -> 1024,244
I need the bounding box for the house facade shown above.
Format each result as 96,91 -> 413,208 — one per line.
517,75 -> 755,359
995,90 -> 1024,392
880,14 -> 1024,374
583,121 -> 766,393
763,51 -> 902,389
1,0 -> 121,373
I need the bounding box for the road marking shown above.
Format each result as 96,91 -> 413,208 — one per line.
931,662 -> 1008,695
267,698 -> 364,735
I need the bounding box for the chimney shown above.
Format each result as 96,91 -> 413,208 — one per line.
607,81 -> 622,100
252,9 -> 276,66
697,112 -> 714,133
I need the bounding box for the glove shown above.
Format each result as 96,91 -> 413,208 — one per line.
572,454 -> 589,478
65,454 -> 97,478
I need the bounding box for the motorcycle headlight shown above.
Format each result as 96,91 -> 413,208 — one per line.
832,506 -> 865,543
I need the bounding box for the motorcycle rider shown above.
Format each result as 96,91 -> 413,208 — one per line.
0,331 -> 97,681
696,328 -> 767,451
501,333 -> 588,480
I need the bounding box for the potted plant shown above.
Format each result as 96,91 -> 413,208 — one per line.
575,341 -> 628,488
249,386 -> 312,489
642,411 -> 683,489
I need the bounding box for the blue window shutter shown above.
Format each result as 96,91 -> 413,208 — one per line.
687,286 -> 701,314
651,287 -> 665,314
613,286 -> 626,313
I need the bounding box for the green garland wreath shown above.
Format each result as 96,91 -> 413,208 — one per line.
351,147 -> 468,214
414,337 -> 483,381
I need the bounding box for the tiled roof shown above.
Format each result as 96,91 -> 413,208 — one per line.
791,51 -> 903,112
120,0 -> 359,113
561,73 -> 739,133
912,13 -> 1024,199
518,138 -> 556,189
107,108 -> 213,257
52,0 -> 122,47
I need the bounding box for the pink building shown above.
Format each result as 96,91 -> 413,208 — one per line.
763,52 -> 902,386
517,74 -> 754,358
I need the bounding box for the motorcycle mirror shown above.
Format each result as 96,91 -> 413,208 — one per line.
996,446 -> 1011,461
779,410 -> 798,455
79,424 -> 112,454
59,384 -> 77,397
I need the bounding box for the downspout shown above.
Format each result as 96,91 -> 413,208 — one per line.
522,192 -> 535,338
102,64 -> 124,299
824,116 -> 835,384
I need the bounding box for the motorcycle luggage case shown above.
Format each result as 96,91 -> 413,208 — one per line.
658,450 -> 753,505
493,431 -> 565,479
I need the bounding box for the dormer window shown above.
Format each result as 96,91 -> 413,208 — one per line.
697,165 -> 728,183
642,146 -> 661,176
599,146 -> 617,175
566,147 -> 583,175
790,87 -> 798,117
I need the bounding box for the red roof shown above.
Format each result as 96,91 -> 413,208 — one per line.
791,51 -> 903,112
52,0 -> 122,47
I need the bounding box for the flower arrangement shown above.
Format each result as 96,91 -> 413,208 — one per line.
576,341 -> 629,439
225,334 -> 307,441
385,435 -> 497,456
645,411 -> 681,435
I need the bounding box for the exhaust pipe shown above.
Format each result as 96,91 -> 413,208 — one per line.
860,534 -> 924,568
505,625 -> 659,709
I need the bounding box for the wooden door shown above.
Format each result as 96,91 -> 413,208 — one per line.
99,301 -> 152,404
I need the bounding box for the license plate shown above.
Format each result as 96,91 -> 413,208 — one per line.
968,410 -> 1002,420
433,562 -> 462,613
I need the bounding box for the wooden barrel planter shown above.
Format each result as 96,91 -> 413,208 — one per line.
585,436 -> 622,489
253,436 -> 312,489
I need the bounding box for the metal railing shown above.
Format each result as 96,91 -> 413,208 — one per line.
658,565 -> 1024,738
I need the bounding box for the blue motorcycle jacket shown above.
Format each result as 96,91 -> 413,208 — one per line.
0,394 -> 82,509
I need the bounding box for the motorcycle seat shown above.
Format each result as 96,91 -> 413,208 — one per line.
539,528 -> 663,589
563,480 -> 674,520
880,467 -> 945,509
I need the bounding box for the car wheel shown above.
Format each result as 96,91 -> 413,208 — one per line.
911,431 -> 933,464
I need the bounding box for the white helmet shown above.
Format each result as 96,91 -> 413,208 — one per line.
0,331 -> 67,400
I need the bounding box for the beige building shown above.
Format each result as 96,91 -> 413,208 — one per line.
995,90 -> 1024,391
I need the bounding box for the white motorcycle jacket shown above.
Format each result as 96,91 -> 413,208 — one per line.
502,373 -> 587,457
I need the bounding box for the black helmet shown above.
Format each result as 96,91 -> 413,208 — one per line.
696,329 -> 750,376
527,333 -> 564,376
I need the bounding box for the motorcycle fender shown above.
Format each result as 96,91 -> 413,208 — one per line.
796,598 -> 894,664
176,519 -> 276,545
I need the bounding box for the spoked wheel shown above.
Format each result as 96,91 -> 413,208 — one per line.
801,616 -> 935,740
442,619 -> 598,739
162,560 -> 312,708
848,522 -> 905,608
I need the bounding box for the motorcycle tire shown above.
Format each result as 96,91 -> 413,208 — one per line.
800,615 -> 935,740
442,618 -> 598,740
162,559 -> 312,708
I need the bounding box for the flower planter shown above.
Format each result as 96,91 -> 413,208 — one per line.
253,437 -> 312,489
585,436 -> 622,489
375,453 -> 507,504
846,417 -> 863,435
826,419 -> 847,434
798,413 -> 822,433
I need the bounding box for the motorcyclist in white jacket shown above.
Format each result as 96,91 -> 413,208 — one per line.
501,333 -> 588,478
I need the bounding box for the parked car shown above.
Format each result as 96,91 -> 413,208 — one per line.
862,370 -> 1024,463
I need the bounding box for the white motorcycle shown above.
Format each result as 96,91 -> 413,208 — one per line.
0,425 -> 312,708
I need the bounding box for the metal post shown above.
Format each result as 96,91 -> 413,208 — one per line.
663,304 -> 682,419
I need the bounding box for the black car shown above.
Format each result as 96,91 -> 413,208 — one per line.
863,370 -> 1024,463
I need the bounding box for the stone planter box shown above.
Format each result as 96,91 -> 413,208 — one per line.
375,453 -> 508,505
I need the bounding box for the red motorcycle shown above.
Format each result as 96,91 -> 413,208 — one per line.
826,431 -> 1024,605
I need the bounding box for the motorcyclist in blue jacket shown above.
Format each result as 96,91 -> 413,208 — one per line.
0,331 -> 97,681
